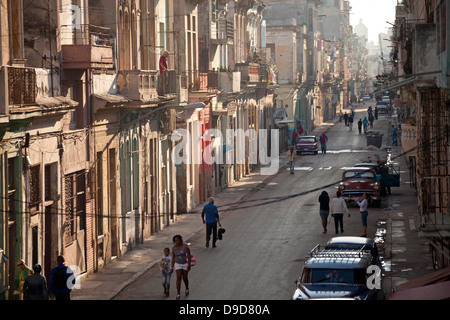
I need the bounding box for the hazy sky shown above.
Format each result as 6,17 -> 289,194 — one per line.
349,0 -> 397,44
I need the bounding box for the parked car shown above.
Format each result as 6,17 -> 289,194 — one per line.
354,163 -> 382,179
325,236 -> 381,266
296,136 -> 319,155
363,94 -> 370,101
338,167 -> 381,207
382,95 -> 390,103
376,101 -> 389,114
291,246 -> 381,300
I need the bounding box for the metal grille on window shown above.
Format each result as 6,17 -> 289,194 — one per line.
29,165 -> 40,214
8,67 -> 36,106
64,175 -> 75,243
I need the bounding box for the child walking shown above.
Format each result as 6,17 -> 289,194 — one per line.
158,248 -> 172,297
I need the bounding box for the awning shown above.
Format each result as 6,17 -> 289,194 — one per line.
388,281 -> 450,300
373,77 -> 415,95
389,267 -> 450,300
36,96 -> 78,109
93,93 -> 131,104
9,96 -> 78,115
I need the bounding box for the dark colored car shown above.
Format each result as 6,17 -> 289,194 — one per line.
376,101 -> 389,114
291,246 -> 381,300
296,136 -> 319,155
338,167 -> 381,207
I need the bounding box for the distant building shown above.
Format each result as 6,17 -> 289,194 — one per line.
354,18 -> 368,47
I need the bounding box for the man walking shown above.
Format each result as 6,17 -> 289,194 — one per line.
392,125 -> 398,146
16,259 -> 32,299
202,198 -> 222,248
358,119 -> 363,134
330,191 -> 350,234
49,255 -> 74,300
320,132 -> 328,154
287,147 -> 296,175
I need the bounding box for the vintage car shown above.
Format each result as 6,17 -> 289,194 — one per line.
296,136 -> 319,155
338,167 -> 381,207
376,101 -> 389,114
291,246 -> 382,300
325,236 -> 382,267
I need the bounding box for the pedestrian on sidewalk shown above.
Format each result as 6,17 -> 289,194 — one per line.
23,264 -> 49,300
15,259 -> 32,300
339,110 -> 343,122
369,113 -> 374,128
287,147 -> 296,175
392,125 -> 398,146
363,117 -> 368,134
202,197 -> 222,248
318,191 -> 330,233
49,255 -> 75,300
320,132 -> 328,154
171,235 -> 191,300
374,106 -> 378,120
358,119 -> 363,134
348,114 -> 354,131
356,193 -> 369,237
158,248 -> 172,297
343,112 -> 348,126
330,191 -> 350,234
291,129 -> 298,146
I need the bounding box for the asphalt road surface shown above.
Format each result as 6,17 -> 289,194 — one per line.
114,102 -> 391,300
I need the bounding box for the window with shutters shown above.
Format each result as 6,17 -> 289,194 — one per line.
64,171 -> 86,244
97,152 -> 104,236
8,158 -> 17,222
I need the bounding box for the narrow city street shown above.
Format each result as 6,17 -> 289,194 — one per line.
114,103 -> 395,300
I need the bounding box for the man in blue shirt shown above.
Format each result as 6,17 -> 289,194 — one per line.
49,255 -> 75,300
202,197 -> 222,248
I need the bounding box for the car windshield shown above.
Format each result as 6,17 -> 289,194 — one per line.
298,137 -> 315,143
344,171 -> 375,179
302,268 -> 367,285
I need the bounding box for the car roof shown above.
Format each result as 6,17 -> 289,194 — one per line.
326,236 -> 375,247
354,163 -> 377,167
298,136 -> 316,139
305,250 -> 372,269
343,167 -> 375,171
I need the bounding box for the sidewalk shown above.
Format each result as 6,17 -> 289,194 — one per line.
377,114 -> 434,296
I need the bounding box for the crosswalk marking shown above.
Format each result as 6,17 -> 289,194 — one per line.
286,166 -> 333,171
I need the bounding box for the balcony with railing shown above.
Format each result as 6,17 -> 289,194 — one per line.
0,66 -> 77,117
237,62 -> 269,88
117,70 -> 159,104
204,70 -> 241,93
60,24 -> 114,70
